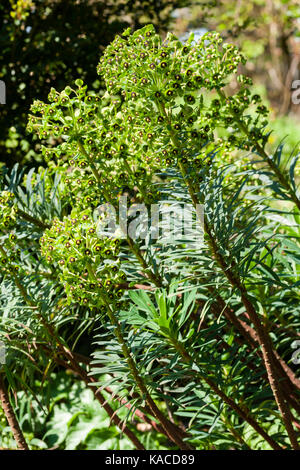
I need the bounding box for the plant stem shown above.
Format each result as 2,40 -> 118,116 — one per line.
0,373 -> 29,450
221,412 -> 252,449
78,141 -> 103,187
16,208 -> 51,229
126,236 -> 163,287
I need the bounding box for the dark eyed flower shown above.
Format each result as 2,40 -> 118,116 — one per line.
186,95 -> 195,103
194,158 -> 202,167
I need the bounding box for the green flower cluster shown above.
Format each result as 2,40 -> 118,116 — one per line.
99,26 -> 242,96
27,81 -> 159,207
40,212 -> 126,307
97,24 -> 268,164
0,232 -> 21,276
0,191 -> 17,232
27,83 -> 101,145
0,192 -> 22,275
27,26 -> 270,200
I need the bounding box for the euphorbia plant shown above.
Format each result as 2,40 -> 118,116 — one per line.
0,25 -> 299,450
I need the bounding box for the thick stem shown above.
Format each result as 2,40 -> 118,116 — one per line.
16,208 -> 51,230
0,373 -> 29,450
239,289 -> 299,450
126,236 -> 163,287
215,296 -> 300,417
